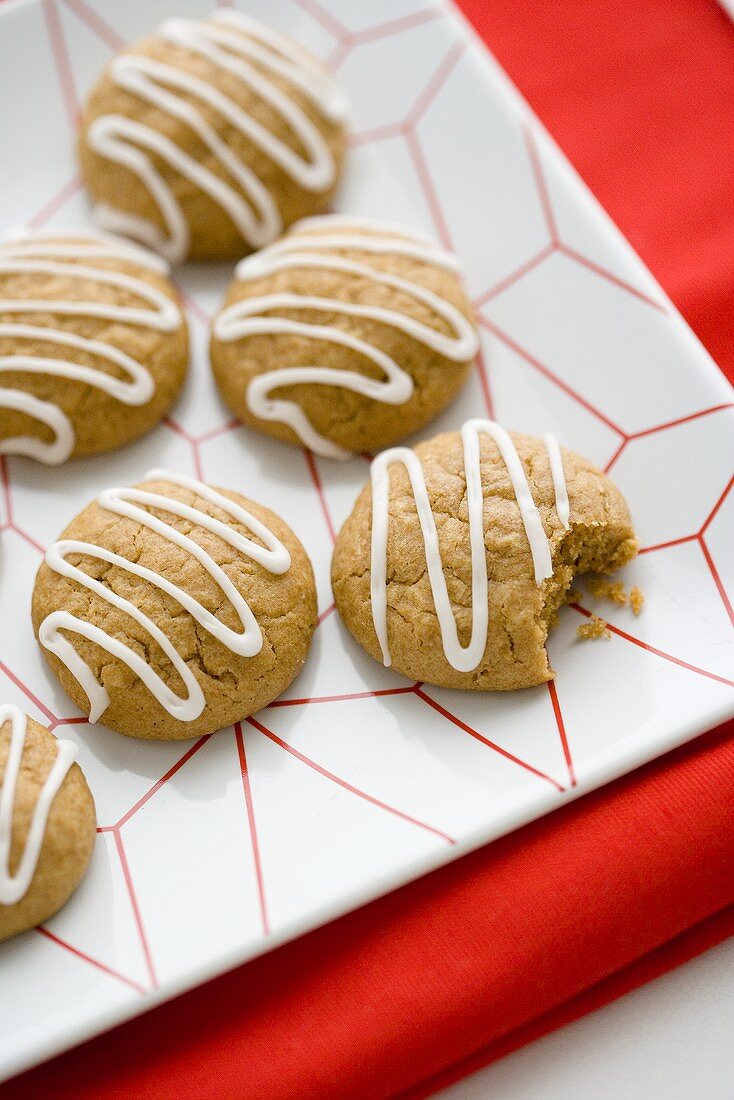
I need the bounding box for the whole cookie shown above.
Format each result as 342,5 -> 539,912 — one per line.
0,229 -> 188,464
1,705 -> 96,942
79,11 -> 348,262
32,470 -> 317,740
210,216 -> 479,458
332,419 -> 638,691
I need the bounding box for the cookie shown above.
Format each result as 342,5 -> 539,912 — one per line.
331,419 -> 638,690
79,11 -> 348,262
1,705 -> 96,942
32,470 -> 317,740
210,216 -> 479,458
0,229 -> 188,464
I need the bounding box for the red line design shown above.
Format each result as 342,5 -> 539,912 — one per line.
7,524 -> 46,555
192,443 -> 204,482
162,415 -> 194,443
631,476 -> 733,627
406,40 -> 466,127
324,39 -> 351,74
557,244 -> 667,313
522,124 -> 558,245
414,688 -> 565,793
179,289 -> 213,327
41,0 -> 79,128
349,121 -> 408,147
290,0 -> 349,41
638,534 -> 699,554
518,125 -> 670,312
479,315 -> 626,436
399,46 -> 467,248
292,0 -> 442,49
36,927 -> 147,995
701,474 -> 734,535
571,604 -> 734,687
546,680 -> 576,787
304,449 -> 337,544
268,685 -> 415,708
162,418 -> 206,479
0,0 -> 730,1006
317,602 -> 336,626
472,244 -> 555,309
28,172 -> 83,229
195,417 -> 241,445
59,0 -> 124,50
114,737 -> 210,830
0,661 -> 56,724
700,538 -> 734,630
110,827 -> 156,994
475,346 -> 495,418
0,456 -> 11,524
234,724 -> 270,935
627,403 -> 734,441
247,715 -> 457,845
113,830 -> 157,990
405,128 -> 453,248
352,8 -> 444,47
603,438 -> 628,472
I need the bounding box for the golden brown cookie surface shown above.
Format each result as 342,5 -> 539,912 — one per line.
0,707 -> 96,942
0,230 -> 188,464
210,216 -> 479,457
32,472 -> 317,740
78,12 -> 348,262
332,423 -> 638,691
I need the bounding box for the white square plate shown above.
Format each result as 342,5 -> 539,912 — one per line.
0,0 -> 732,1082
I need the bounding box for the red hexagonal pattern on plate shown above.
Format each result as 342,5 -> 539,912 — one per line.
0,0 -> 732,1078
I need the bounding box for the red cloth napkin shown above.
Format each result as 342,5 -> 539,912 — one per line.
4,727 -> 734,1100
4,1 -> 734,1096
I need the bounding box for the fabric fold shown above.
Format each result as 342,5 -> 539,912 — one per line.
4,722 -> 733,1099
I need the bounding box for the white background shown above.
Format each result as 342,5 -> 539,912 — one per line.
441,937 -> 734,1099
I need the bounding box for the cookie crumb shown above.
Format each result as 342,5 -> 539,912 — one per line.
577,615 -> 611,641
566,588 -> 581,605
630,586 -> 644,616
587,576 -> 628,605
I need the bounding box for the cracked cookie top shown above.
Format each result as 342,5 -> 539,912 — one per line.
0,228 -> 188,464
0,705 -> 95,941
32,470 -> 317,739
331,420 -> 638,691
210,215 -> 479,458
78,11 -> 348,262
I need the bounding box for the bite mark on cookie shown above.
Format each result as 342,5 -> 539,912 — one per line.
332,420 -> 638,691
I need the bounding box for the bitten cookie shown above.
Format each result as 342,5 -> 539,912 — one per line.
32,470 -> 317,740
1,705 -> 96,942
210,216 -> 479,458
332,419 -> 638,691
79,11 -> 348,262
0,229 -> 188,464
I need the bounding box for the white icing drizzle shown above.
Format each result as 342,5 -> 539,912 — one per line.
87,11 -> 348,263
39,470 -> 292,724
370,419 -> 571,671
0,229 -> 182,464
214,217 -> 480,459
543,432 -> 570,528
0,703 -> 77,906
